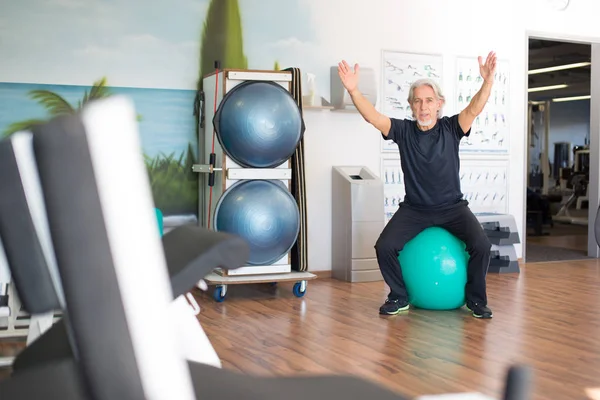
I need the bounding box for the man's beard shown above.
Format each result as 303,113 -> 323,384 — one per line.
417,118 -> 433,126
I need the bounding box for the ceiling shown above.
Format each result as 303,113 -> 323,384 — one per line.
528,39 -> 591,102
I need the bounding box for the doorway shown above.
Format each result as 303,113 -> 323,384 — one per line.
525,37 -> 594,262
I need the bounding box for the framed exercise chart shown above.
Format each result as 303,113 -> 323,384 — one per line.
380,155 -> 509,223
380,154 -> 405,224
380,50 -> 443,153
459,158 -> 509,214
454,56 -> 510,154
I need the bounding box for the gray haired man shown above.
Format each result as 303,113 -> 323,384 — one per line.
337,52 -> 497,319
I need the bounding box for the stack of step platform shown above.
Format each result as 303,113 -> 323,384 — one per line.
474,213 -> 521,274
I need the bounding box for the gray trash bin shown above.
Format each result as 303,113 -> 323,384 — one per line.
331,166 -> 384,282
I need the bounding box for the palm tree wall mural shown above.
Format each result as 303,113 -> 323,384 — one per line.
199,0 -> 248,89
2,77 -> 112,137
1,78 -> 198,217
197,0 -> 280,84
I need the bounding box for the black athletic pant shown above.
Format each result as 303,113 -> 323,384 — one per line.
374,200 -> 491,306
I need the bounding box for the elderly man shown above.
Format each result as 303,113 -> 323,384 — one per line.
337,52 -> 497,319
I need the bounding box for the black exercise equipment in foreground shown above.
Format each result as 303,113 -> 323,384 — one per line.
10,224 -> 249,373
0,96 -> 532,400
0,130 -> 248,374
10,226 -> 247,373
0,130 -> 67,369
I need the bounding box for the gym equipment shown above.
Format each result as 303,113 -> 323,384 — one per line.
554,170 -> 589,226
0,236 -> 14,367
574,145 -> 590,173
155,208 -> 164,236
213,80 -> 304,169
0,278 -> 60,368
0,95 -> 533,400
193,67 -> 314,301
0,111 -> 248,374
553,142 -> 570,181
475,213 -> 521,274
331,165 -> 384,282
214,179 -> 300,266
399,227 -> 468,310
10,224 -> 248,373
285,67 -> 309,275
526,189 -> 554,237
0,240 -> 9,320
552,145 -> 589,226
0,132 -> 63,368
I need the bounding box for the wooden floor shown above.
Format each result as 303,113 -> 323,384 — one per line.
2,260 -> 600,399
195,261 -> 600,400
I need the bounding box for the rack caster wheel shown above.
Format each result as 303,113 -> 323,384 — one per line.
213,285 -> 227,302
293,281 -> 307,298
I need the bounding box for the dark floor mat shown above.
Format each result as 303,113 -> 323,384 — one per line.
527,221 -> 588,237
525,243 -> 591,263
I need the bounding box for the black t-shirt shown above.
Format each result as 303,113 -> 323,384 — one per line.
382,114 -> 470,210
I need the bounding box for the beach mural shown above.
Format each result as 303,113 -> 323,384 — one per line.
0,80 -> 199,221
0,0 -> 326,227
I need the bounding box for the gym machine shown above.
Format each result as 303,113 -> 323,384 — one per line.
0,129 -> 238,372
0,134 -> 62,368
554,145 -> 590,225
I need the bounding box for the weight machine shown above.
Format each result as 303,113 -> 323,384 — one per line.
0,233 -> 59,369
554,146 -> 590,225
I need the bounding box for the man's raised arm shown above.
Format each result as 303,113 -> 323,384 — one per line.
459,51 -> 497,133
338,60 -> 391,135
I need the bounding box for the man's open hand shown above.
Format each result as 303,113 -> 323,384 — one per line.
338,60 -> 360,94
478,51 -> 497,83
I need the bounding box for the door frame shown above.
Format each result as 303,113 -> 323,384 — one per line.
523,30 -> 600,261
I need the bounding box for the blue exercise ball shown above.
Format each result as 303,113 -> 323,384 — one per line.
213,80 -> 304,169
398,227 -> 468,310
214,179 -> 300,266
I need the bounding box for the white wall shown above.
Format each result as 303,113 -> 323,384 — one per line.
302,0 -> 525,269
304,0 -> 600,269
523,0 -> 600,39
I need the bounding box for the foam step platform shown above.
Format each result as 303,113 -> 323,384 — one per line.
485,231 -> 520,246
474,213 -> 521,274
489,243 -> 520,273
475,213 -> 520,235
476,213 -> 521,245
0,294 -> 7,307
491,244 -> 518,261
481,224 -> 511,238
489,259 -> 520,274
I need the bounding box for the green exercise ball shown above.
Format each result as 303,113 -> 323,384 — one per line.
398,227 -> 469,310
154,208 -> 164,237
